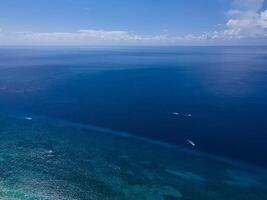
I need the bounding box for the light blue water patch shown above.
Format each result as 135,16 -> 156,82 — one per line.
224,170 -> 265,188
166,169 -> 206,183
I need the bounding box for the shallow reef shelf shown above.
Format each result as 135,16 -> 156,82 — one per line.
0,115 -> 266,200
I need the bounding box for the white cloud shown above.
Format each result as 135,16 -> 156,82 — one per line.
5,29 -> 172,45
179,0 -> 267,42
223,0 -> 267,38
259,10 -> 267,28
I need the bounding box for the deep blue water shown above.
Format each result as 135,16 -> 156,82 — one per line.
0,46 -> 267,168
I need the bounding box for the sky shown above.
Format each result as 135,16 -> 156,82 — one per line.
0,0 -> 267,45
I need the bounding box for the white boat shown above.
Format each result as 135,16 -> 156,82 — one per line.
25,117 -> 33,120
187,140 -> 195,146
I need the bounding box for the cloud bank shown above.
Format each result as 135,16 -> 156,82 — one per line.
0,29 -> 171,45
224,0 -> 267,38
181,0 -> 267,42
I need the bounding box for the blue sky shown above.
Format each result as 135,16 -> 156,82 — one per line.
0,0 -> 266,45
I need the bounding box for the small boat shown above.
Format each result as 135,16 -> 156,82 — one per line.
187,139 -> 195,146
25,117 -> 33,120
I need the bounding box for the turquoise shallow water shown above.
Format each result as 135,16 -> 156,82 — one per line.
0,114 -> 266,200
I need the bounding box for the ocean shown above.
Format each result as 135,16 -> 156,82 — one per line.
0,46 -> 267,199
